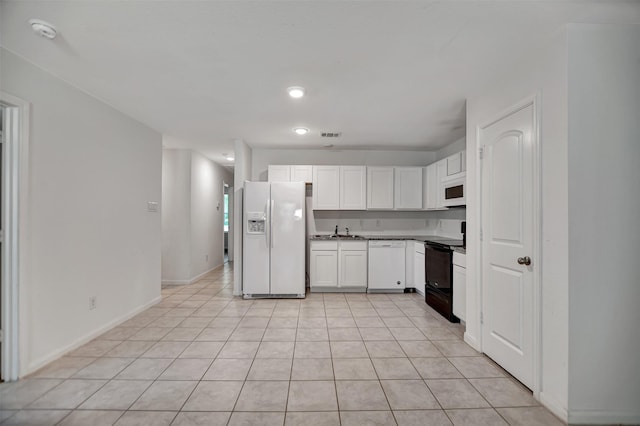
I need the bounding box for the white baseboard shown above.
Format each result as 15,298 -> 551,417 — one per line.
24,295 -> 162,377
568,409 -> 640,425
161,264 -> 222,286
538,392 -> 568,423
464,332 -> 481,351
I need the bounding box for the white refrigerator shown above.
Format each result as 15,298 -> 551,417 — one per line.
243,181 -> 306,298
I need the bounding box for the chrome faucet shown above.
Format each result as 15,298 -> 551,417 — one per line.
345,227 -> 350,236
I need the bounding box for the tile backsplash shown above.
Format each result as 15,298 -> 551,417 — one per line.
306,198 -> 465,239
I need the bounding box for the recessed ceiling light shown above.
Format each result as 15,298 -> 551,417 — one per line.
223,153 -> 234,161
29,19 -> 57,40
287,86 -> 305,99
293,127 -> 309,135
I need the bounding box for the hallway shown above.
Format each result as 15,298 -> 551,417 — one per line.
0,263 -> 562,425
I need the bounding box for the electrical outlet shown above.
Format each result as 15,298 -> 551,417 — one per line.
89,296 -> 97,310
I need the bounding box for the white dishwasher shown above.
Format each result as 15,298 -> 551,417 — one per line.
368,240 -> 406,292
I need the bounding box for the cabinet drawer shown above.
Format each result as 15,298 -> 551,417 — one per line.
310,241 -> 338,251
339,241 -> 367,251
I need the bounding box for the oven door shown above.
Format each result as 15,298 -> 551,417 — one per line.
425,243 -> 452,291
442,173 -> 466,207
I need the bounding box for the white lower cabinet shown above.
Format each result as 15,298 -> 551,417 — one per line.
310,241 -> 338,289
413,243 -> 425,295
310,240 -> 367,291
452,251 -> 467,321
405,241 -> 425,295
338,243 -> 368,288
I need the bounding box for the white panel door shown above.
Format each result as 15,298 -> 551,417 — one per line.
268,165 -> 291,182
394,167 -> 423,209
243,182 -> 271,295
291,165 -> 312,183
338,250 -> 367,288
312,166 -> 340,210
367,167 -> 394,209
340,166 -> 366,210
481,103 -> 534,388
270,182 -> 305,295
310,251 -> 338,288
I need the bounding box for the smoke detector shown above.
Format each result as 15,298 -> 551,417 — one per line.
29,19 -> 57,39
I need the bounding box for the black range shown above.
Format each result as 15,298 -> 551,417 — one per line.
424,238 -> 464,322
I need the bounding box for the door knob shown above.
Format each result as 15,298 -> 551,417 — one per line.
517,256 -> 532,266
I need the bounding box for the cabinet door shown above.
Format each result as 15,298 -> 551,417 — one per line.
367,167 -> 394,209
436,160 -> 448,208
394,167 -> 423,209
291,165 -> 312,183
414,250 -> 425,295
338,250 -> 367,288
423,164 -> 438,209
452,265 -> 466,321
447,152 -> 462,176
310,250 -> 338,288
312,166 -> 340,210
268,165 -> 290,182
405,244 -> 414,288
340,166 -> 366,210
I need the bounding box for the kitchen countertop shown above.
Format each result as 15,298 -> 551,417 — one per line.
310,234 -> 462,243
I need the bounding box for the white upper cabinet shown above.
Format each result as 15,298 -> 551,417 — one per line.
290,165 -> 313,182
394,167 -> 423,209
313,166 -> 341,210
447,152 -> 462,176
423,164 -> 438,209
268,165 -> 312,182
437,159 -> 448,208
339,166 -> 366,210
446,150 -> 466,176
367,167 -> 394,209
313,166 -> 365,210
268,165 -> 291,182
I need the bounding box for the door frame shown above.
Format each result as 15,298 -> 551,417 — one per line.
477,93 -> 542,397
0,91 -> 30,381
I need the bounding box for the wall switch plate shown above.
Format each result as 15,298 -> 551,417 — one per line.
147,201 -> 159,212
89,296 -> 97,310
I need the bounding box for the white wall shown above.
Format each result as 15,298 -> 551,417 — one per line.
233,139 -> 252,295
1,48 -> 162,375
251,148 -> 436,181
466,31 -> 569,419
567,24 -> 640,424
161,148 -> 232,284
161,149 -> 191,281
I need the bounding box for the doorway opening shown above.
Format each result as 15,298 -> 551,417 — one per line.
0,92 -> 29,382
223,184 -> 230,264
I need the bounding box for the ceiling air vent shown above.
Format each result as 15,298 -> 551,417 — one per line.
320,132 -> 341,138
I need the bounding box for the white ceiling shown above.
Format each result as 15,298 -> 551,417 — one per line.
1,1 -> 639,164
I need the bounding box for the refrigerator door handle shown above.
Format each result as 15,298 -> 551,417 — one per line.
270,199 -> 275,248
264,201 -> 270,248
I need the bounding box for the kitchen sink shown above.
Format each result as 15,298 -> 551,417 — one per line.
312,234 -> 366,240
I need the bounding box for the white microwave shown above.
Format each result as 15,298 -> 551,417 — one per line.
442,173 -> 466,207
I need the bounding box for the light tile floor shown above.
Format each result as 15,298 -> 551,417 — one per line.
0,263 -> 565,425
